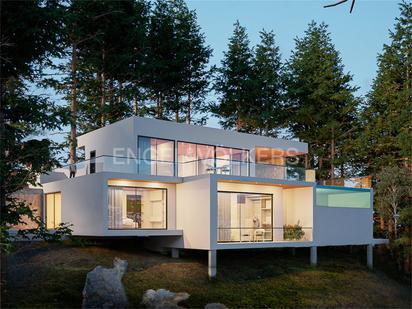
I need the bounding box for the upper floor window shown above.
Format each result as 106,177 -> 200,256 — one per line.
138,137 -> 174,176
178,141 -> 249,177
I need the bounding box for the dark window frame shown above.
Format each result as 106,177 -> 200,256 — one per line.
217,190 -> 274,243
108,185 -> 168,230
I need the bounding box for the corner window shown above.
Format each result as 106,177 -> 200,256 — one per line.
45,192 -> 61,229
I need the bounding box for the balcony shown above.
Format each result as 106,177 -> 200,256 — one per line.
48,155 -> 313,182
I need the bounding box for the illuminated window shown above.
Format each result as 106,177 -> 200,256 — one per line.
45,192 -> 61,229
108,186 -> 167,229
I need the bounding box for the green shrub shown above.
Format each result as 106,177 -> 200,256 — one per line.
283,222 -> 305,240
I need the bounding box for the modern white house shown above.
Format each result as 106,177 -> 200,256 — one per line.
37,116 -> 382,278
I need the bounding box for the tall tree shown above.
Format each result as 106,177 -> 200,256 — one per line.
146,0 -> 211,122
358,1 -> 412,175
284,21 -> 359,179
248,30 -> 283,136
0,0 -> 68,249
212,21 -> 254,131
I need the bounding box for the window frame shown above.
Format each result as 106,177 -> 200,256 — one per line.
217,190 -> 274,243
45,192 -> 62,230
177,140 -> 250,177
137,136 -> 176,176
108,185 -> 168,230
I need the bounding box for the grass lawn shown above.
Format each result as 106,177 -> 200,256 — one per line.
1,242 -> 411,308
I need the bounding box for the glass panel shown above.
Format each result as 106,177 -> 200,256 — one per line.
156,139 -> 174,162
138,137 -> 152,175
138,137 -> 174,176
178,142 -> 197,177
108,186 -> 167,229
54,193 -> 62,227
46,194 -> 55,229
316,186 -> 371,208
217,192 -> 272,243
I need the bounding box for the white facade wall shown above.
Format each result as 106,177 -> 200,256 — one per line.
78,116 -> 307,160
176,176 -> 212,250
313,206 -> 373,246
42,173 -> 106,236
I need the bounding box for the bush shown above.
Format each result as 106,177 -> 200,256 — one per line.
283,222 -> 305,240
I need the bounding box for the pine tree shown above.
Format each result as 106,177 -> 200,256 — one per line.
146,0 -> 211,122
249,30 -> 283,136
284,21 -> 359,179
0,0 -> 69,249
212,21 -> 254,131
358,1 -> 412,175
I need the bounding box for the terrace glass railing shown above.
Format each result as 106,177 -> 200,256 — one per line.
52,155 -> 308,181
217,227 -> 313,243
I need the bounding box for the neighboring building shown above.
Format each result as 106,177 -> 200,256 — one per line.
35,117 -> 382,278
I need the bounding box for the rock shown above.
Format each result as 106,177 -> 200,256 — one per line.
204,303 -> 228,309
141,288 -> 190,308
82,258 -> 128,308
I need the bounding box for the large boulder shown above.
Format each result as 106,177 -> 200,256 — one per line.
141,289 -> 190,308
204,303 -> 228,309
82,258 -> 128,308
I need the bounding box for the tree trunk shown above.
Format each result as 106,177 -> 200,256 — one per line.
158,93 -> 164,119
118,81 -> 123,104
134,96 -> 138,116
175,95 -> 179,122
100,50 -> 106,127
69,43 -> 78,164
305,154 -> 309,169
186,92 -> 191,124
0,75 -> 6,210
331,127 -> 335,179
380,216 -> 385,230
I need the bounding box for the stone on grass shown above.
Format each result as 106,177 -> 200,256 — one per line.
82,258 -> 128,308
141,288 -> 190,308
204,303 -> 228,309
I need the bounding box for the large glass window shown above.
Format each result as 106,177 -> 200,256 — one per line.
108,186 -> 167,229
138,137 -> 174,176
217,191 -> 273,243
178,142 -> 249,177
316,186 -> 371,208
45,192 -> 61,229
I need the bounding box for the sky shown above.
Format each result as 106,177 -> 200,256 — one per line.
39,0 -> 402,144
186,0 -> 401,127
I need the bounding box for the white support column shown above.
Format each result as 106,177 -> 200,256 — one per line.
171,248 -> 179,259
367,244 -> 373,270
310,246 -> 317,266
208,250 -> 217,279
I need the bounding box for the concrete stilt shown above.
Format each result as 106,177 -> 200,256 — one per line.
208,250 -> 217,279
310,246 -> 317,266
171,248 -> 179,259
367,244 -> 373,270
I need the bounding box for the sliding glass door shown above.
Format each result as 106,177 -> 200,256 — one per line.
217,191 -> 273,242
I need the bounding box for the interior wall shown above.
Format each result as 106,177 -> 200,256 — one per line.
283,187 -> 313,228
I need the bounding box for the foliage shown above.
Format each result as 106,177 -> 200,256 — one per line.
283,222 -> 305,240
18,220 -> 73,243
284,21 -> 360,179
212,20 -> 254,131
0,0 -> 69,251
357,1 -> 412,175
375,165 -> 412,274
248,30 -> 284,136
